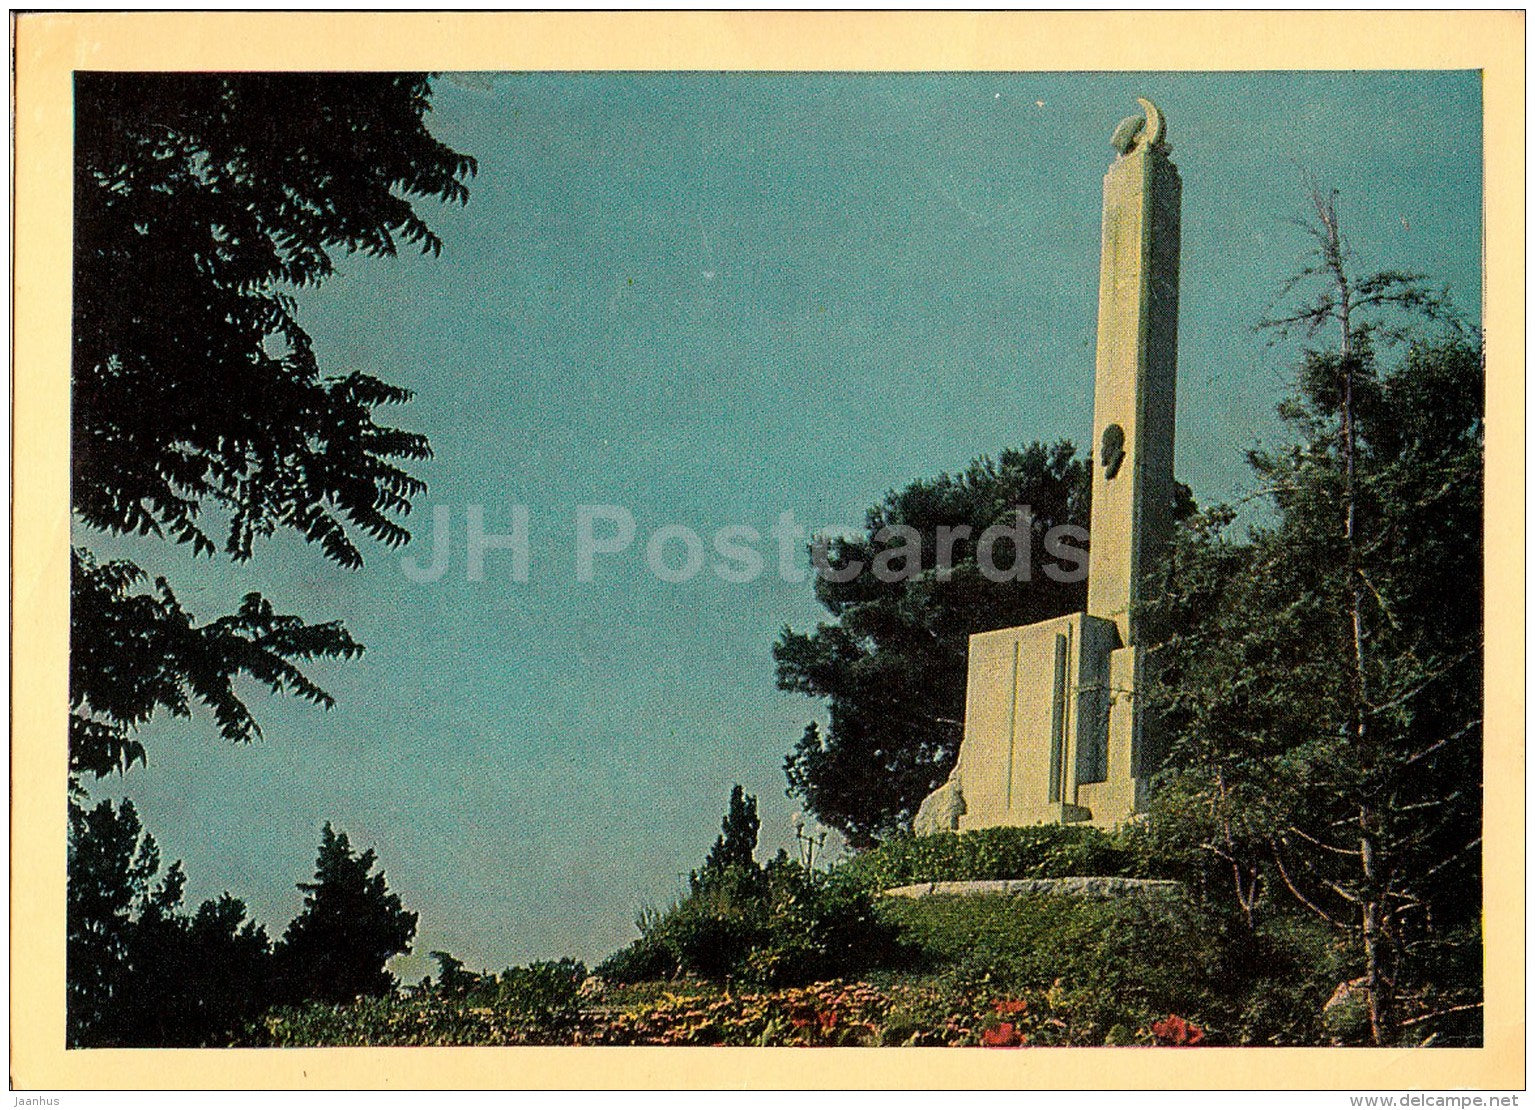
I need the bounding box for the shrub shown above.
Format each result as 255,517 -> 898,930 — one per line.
877,890 -> 1228,1042
249,957 -> 590,1046
594,928 -> 675,984
489,958 -> 586,1021
246,995 -> 537,1047
836,825 -> 1145,893
425,950 -> 482,998
1226,912 -> 1345,1046
598,858 -> 901,988
742,863 -> 905,986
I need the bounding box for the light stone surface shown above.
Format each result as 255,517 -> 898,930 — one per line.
1085,121 -> 1181,645
913,100 -> 1181,835
882,877 -> 1183,900
953,615 -> 1117,831
1075,644 -> 1153,820
912,773 -> 965,836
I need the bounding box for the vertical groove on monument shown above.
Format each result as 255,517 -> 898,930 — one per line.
913,99 -> 1181,836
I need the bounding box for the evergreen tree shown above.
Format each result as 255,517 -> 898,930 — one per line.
275,824 -> 419,1005
426,950 -> 482,998
776,442 -> 1148,846
67,798 -> 168,1045
1147,191 -> 1481,1045
701,785 -> 761,875
68,799 -> 274,1046
689,785 -> 763,903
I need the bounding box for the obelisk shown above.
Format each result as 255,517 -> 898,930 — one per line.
1085,98 -> 1181,646
912,98 -> 1182,834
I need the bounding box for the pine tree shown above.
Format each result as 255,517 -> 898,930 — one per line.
68,799 -> 273,1046
776,443 -> 1103,846
67,799 -> 167,1045
275,824 -> 418,1004
702,785 -> 760,875
1148,190 -> 1481,1045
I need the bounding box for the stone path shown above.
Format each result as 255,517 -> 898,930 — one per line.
882,877 -> 1183,900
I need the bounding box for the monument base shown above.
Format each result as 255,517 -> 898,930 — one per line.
915,613 -> 1150,835
960,801 -> 1093,831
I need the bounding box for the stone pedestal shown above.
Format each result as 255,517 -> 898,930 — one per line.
923,619 -> 1153,833
1074,644 -> 1150,822
950,614 -> 1121,830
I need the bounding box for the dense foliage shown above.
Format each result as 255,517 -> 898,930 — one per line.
274,824 -> 419,1005
700,784 -> 761,877
878,891 -> 1229,1042
250,976 -> 1206,1049
244,879 -> 1271,1048
246,980 -> 929,1047
597,787 -> 901,987
69,550 -> 363,777
235,816 -> 1362,1047
66,71 -> 467,1047
67,799 -> 273,1047
70,71 -> 473,779
72,72 -> 472,567
244,972 -> 1220,1049
837,825 -> 1144,892
248,955 -> 594,1047
67,810 -> 416,1046
1145,193 -> 1482,1045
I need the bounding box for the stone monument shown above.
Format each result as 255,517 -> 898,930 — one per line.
914,98 -> 1181,834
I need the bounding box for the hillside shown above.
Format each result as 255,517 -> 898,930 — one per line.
240,826 -> 1389,1047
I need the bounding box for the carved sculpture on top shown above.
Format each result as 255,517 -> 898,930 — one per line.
1109,97 -> 1170,157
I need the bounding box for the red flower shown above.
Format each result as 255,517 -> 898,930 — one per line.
817,1008 -> 839,1032
993,999 -> 1029,1015
982,1022 -> 1025,1048
1151,1014 -> 1206,1046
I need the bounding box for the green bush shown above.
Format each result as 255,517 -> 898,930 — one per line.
248,891 -> 1379,1046
743,865 -> 904,986
655,880 -> 765,980
877,890 -> 1228,1042
593,927 -> 675,984
596,942 -> 669,985
245,995 -> 555,1047
597,858 -> 902,988
1223,913 -> 1345,1046
249,956 -> 592,1047
836,825 -> 1146,893
488,958 -> 586,1020
585,980 -> 902,1046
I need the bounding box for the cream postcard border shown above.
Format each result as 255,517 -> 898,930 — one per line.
11,10 -> 1523,1090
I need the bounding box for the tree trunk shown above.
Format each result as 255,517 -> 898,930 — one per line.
1360,812 -> 1394,1044
1317,189 -> 1393,1044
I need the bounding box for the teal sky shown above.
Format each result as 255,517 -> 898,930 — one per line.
84,70 -> 1482,977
